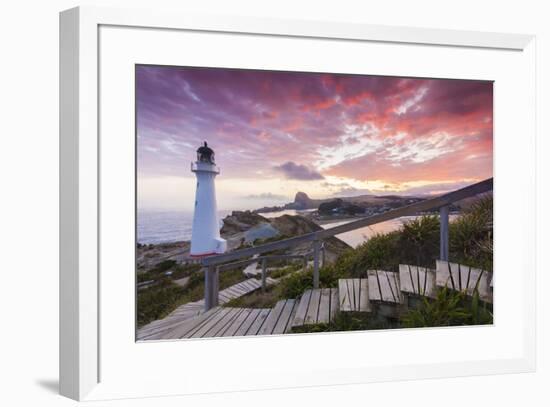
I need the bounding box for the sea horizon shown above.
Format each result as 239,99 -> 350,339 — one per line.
137,208 -> 446,248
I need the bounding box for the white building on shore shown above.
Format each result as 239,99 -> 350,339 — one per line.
189,142 -> 227,258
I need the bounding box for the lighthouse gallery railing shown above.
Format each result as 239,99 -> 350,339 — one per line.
200,177 -> 493,311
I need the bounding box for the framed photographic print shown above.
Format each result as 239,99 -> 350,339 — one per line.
60,6 -> 536,401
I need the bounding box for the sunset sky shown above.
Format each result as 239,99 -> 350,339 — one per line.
137,65 -> 493,211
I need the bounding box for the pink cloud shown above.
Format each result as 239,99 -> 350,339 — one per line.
137,66 -> 493,193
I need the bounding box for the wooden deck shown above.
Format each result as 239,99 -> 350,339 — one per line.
137,277 -> 276,340
399,264 -> 436,298
138,259 -> 494,341
338,278 -> 371,312
436,260 -> 493,303
367,270 -> 403,304
292,288 -> 339,328
142,301 -> 299,340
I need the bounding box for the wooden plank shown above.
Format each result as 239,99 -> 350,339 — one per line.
233,308 -> 262,337
367,270 -> 382,302
338,279 -> 352,312
352,279 -> 360,310
457,262 -> 468,291
221,308 -> 254,337
272,300 -> 297,334
208,308 -> 246,337
218,292 -> 232,302
482,272 -> 493,303
259,300 -> 286,335
188,307 -> 235,338
304,289 -> 321,325
437,260 -> 492,303
138,312 -> 202,340
284,301 -> 299,333
292,289 -> 312,327
359,278 -> 371,312
390,271 -> 402,303
399,264 -> 415,294
368,270 -> 401,304
154,310 -> 216,340
230,284 -> 247,294
159,307 -> 223,340
424,268 -> 437,298
379,271 -> 396,303
241,280 -> 259,291
317,288 -> 331,324
330,288 -> 339,320
245,308 -> 272,335
222,287 -> 244,298
474,269 -> 492,304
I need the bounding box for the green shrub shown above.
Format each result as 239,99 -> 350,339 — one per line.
269,262 -> 302,279
402,287 -> 493,328
170,263 -> 201,280
277,264 -> 348,299
291,312 -> 400,333
450,195 -> 493,271
400,215 -> 440,267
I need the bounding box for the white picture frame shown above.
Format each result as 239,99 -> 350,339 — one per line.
60,6 -> 536,401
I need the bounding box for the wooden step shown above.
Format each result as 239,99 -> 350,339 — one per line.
436,260 -> 493,303
338,279 -> 371,312
367,270 -> 403,304
147,306 -> 223,340
291,288 -> 339,328
259,299 -> 298,335
398,264 -> 436,298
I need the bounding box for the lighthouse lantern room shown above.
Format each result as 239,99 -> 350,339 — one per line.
190,142 -> 227,257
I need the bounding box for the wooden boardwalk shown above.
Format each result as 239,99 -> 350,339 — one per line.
292,288 -> 339,328
436,260 -> 493,303
138,260 -> 494,340
399,265 -> 436,298
137,277 -> 276,340
143,301 -> 298,340
338,278 -> 371,312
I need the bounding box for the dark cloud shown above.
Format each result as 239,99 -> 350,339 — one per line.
273,161 -> 325,180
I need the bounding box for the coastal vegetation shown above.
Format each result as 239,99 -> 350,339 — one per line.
226,195 -> 493,331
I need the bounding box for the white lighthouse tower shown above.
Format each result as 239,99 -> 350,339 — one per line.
190,142 -> 227,258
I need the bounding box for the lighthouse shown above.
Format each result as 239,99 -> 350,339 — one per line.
190,142 -> 227,258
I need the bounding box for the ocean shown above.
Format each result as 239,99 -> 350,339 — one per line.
137,210 -> 228,245
137,209 -> 447,248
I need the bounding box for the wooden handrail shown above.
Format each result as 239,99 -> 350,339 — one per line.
202,178 -> 493,267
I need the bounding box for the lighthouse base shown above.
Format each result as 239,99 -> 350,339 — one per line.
189,237 -> 227,258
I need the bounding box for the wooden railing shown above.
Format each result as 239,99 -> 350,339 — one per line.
200,178 -> 493,311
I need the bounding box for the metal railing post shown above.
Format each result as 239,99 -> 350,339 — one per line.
313,240 -> 321,289
261,258 -> 267,291
440,205 -> 449,261
321,242 -> 326,268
